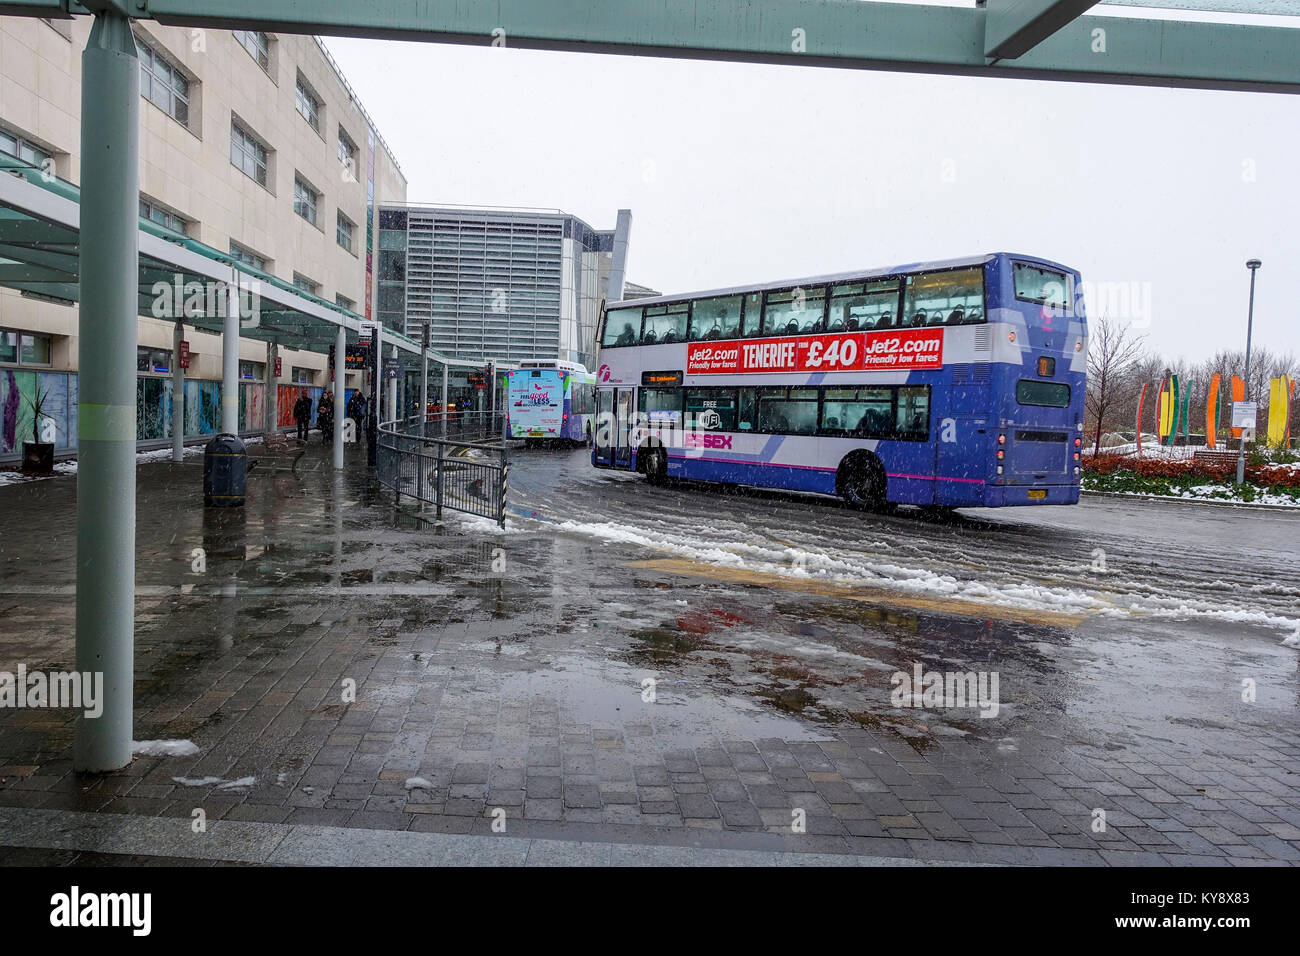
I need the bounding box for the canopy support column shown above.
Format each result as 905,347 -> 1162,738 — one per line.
172,321 -> 185,462
441,362 -> 448,438
420,323 -> 429,438
387,345 -> 397,423
222,277 -> 239,435
266,341 -> 279,439
334,326 -> 345,470
75,10 -> 139,773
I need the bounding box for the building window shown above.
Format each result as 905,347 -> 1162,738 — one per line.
136,346 -> 171,374
336,212 -> 354,253
239,360 -> 264,382
229,241 -> 267,272
139,197 -> 189,235
293,176 -> 318,226
295,77 -> 320,132
335,294 -> 355,311
233,30 -> 270,71
0,127 -> 52,169
293,273 -> 320,296
291,366 -> 313,385
138,40 -> 190,126
338,130 -> 357,182
1,329 -> 53,366
230,121 -> 268,187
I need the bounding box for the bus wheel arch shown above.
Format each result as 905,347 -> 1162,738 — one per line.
836,451 -> 892,511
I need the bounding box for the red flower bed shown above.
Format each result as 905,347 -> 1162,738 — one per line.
1085,454 -> 1300,489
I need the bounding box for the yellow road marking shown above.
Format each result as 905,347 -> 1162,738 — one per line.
624,557 -> 1088,629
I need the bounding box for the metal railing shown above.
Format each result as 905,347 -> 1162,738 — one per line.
375,412 -> 509,526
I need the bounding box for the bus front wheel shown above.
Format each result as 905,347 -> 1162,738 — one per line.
839,455 -> 892,513
643,447 -> 668,485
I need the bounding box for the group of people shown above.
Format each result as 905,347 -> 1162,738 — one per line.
292,390 -> 369,445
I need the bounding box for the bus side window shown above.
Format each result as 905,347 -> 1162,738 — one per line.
740,292 -> 764,337
895,386 -> 930,439
737,388 -> 756,430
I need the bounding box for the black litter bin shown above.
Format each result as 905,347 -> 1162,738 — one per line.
204,433 -> 247,507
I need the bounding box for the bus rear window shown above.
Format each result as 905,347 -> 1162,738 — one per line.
1014,264 -> 1071,310
1016,379 -> 1070,407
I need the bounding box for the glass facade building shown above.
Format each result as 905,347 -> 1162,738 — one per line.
376,205 -> 620,369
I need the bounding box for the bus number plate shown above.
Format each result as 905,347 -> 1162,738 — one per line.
1027,489 -> 1047,499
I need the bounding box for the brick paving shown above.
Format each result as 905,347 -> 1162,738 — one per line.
0,443 -> 1297,865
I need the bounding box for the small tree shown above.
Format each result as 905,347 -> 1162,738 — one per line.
20,381 -> 50,444
1086,315 -> 1146,455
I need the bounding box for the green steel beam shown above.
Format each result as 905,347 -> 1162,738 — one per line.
6,280 -> 80,299
0,221 -> 79,245
0,263 -> 72,282
984,1 -> 1097,61
136,0 -> 1300,93
0,242 -> 79,273
0,0 -> 68,16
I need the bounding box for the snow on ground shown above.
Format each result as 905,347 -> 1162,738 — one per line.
548,515 -> 1116,621
1082,482 -> 1300,509
0,436 -> 266,488
132,739 -> 199,757
171,775 -> 255,789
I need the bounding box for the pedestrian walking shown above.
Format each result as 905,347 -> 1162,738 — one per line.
293,392 -> 311,442
318,391 -> 335,445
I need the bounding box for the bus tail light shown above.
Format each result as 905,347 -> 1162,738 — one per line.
1008,331 -> 1016,342
997,433 -> 1006,444
1074,437 -> 1081,447
1073,452 -> 1080,461
997,465 -> 1003,475
996,449 -> 1004,460
1074,341 -> 1083,351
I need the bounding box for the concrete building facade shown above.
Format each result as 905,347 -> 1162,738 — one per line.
376,204 -> 629,372
0,17 -> 406,456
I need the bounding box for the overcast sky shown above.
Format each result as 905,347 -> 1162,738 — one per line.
324,3 -> 1298,364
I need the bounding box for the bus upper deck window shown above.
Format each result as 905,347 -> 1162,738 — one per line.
1014,263 -> 1071,311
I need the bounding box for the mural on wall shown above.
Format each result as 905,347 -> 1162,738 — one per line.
1,369 -> 35,454
276,385 -> 332,428
3,372 -> 321,459
239,383 -> 265,433
137,377 -> 169,440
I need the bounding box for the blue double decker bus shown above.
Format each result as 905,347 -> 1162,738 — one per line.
591,253 -> 1086,511
506,360 -> 596,446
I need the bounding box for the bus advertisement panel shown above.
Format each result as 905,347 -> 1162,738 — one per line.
507,361 -> 596,446
591,253 -> 1086,511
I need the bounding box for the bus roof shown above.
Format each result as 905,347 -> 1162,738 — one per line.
606,252 -> 1077,310
513,359 -> 590,374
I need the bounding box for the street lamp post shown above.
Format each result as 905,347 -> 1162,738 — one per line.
1236,259 -> 1262,486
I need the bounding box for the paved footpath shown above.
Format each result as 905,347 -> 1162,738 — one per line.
0,443 -> 1296,866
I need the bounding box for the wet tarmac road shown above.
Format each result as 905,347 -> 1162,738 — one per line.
0,442 -> 1296,863
502,446 -> 1299,754
509,444 -> 1300,636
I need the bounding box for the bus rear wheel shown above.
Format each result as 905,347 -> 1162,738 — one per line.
643,447 -> 668,485
839,455 -> 892,513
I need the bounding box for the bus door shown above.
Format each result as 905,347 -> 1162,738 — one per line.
613,387 -> 636,469
594,387 -> 615,466
934,415 -> 989,506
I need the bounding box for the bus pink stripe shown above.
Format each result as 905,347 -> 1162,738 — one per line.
888,472 -> 985,484
668,455 -> 834,472
667,456 -> 984,484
